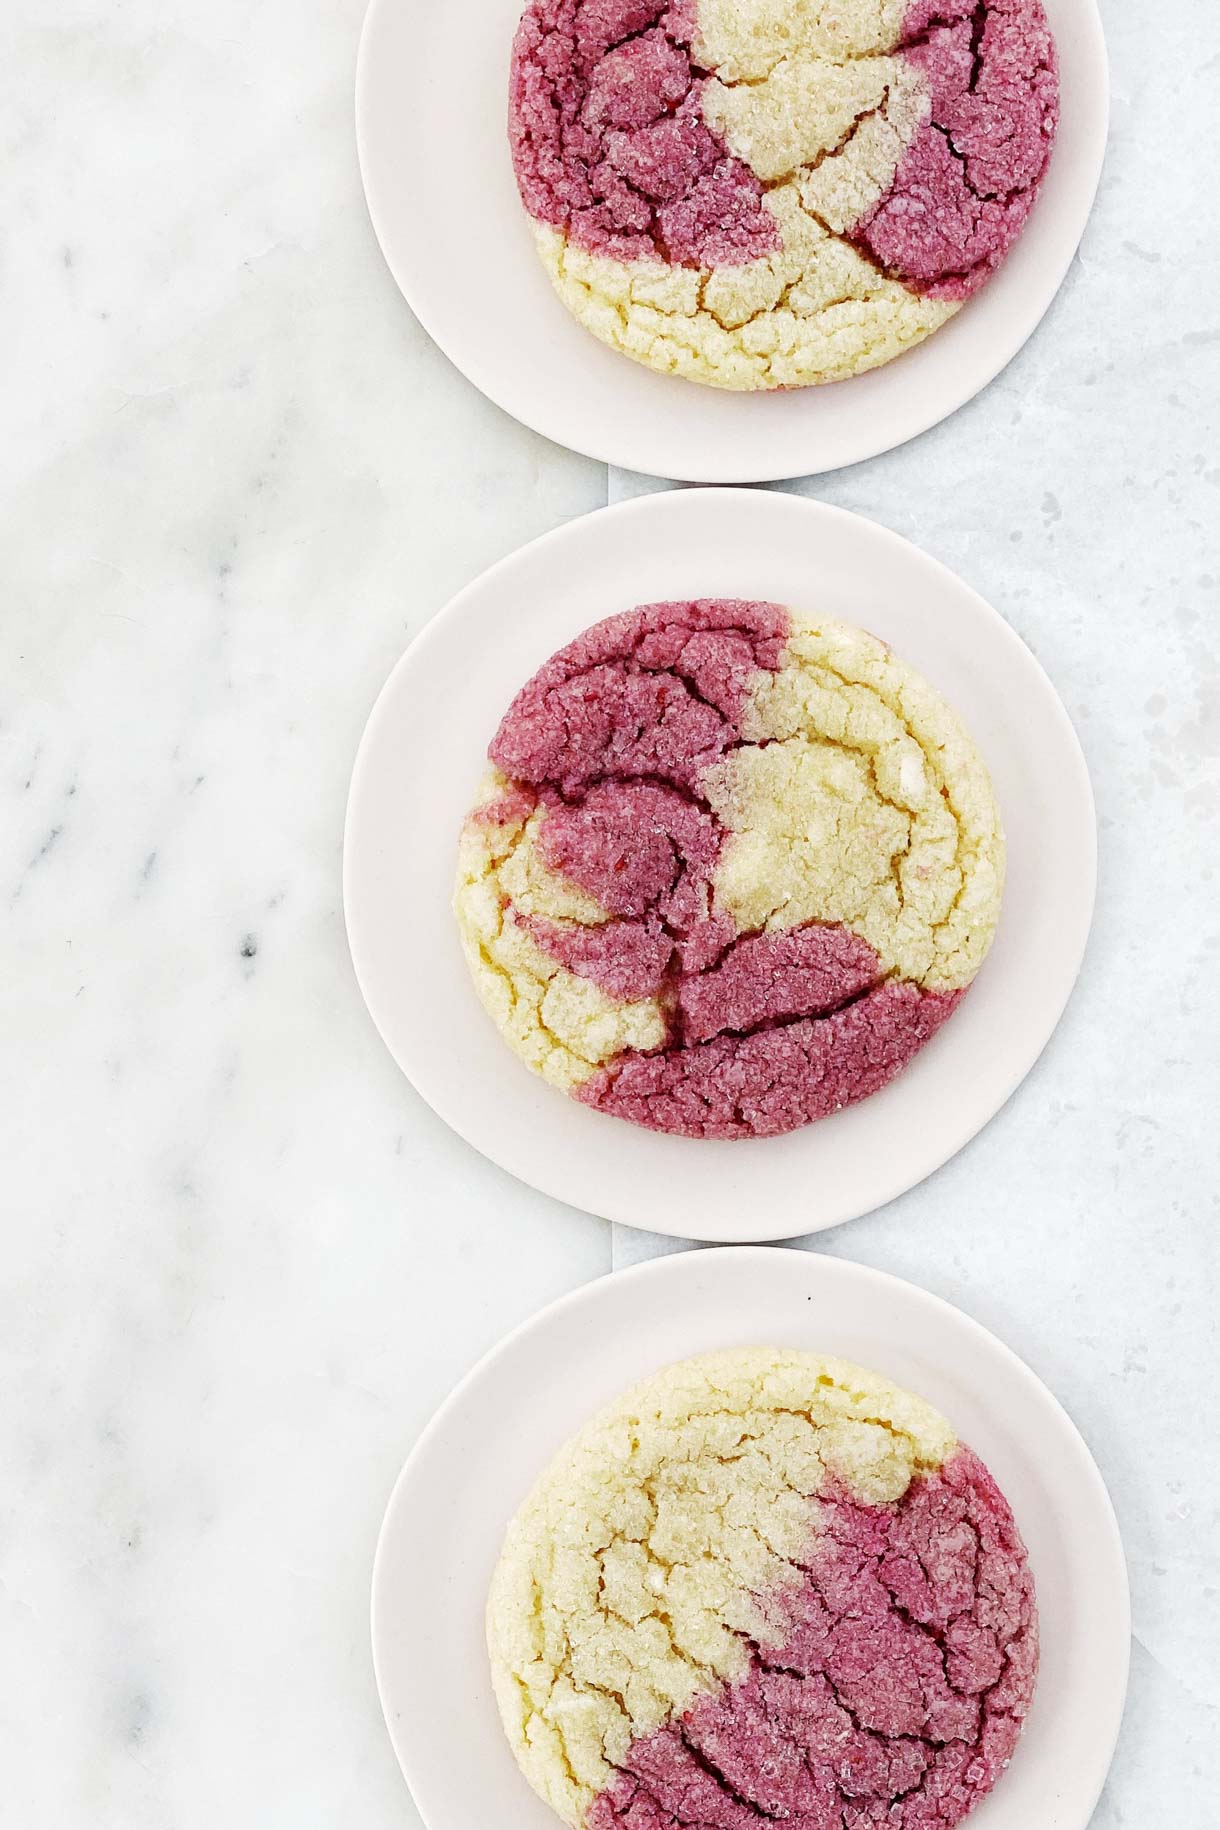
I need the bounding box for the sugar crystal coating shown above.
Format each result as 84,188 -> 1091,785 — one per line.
488,1348 -> 1038,1830
454,599 -> 1002,1138
508,0 -> 1059,388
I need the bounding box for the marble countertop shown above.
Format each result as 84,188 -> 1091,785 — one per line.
2,0 -> 1217,1823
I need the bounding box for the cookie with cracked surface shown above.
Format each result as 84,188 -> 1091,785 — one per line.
509,0 -> 1059,389
454,598 -> 1002,1140
487,1346 -> 1038,1830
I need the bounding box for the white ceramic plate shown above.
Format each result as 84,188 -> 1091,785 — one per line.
372,1247 -> 1129,1830
355,0 -> 1108,482
344,487 -> 1095,1241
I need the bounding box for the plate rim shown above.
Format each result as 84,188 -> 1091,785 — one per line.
343,486 -> 1097,1242
370,1244 -> 1131,1830
354,0 -> 1111,483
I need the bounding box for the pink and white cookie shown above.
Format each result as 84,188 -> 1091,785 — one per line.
488,1347 -> 1038,1830
509,0 -> 1059,389
454,599 -> 1002,1141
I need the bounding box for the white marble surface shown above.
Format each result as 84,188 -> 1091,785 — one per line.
1,1 -> 1217,1824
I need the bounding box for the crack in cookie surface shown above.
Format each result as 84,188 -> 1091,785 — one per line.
453,600 -> 1002,1139
508,0 -> 1058,388
487,1348 -> 1038,1830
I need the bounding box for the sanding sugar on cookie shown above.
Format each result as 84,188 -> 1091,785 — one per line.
454,599 -> 1003,1141
487,1346 -> 1038,1830
508,0 -> 1059,389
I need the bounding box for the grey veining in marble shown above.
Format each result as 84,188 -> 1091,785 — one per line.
2,0 -> 1217,1825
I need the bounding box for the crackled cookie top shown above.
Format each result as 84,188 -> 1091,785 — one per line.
454,599 -> 1002,1140
508,0 -> 1058,389
487,1347 -> 1038,1830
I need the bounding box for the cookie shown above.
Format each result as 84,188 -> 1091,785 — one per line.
454,600 -> 1003,1140
488,1346 -> 1038,1830
509,0 -> 1059,390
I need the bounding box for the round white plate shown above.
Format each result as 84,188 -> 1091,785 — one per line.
355,0 -> 1108,482
372,1247 -> 1129,1830
344,487 -> 1095,1241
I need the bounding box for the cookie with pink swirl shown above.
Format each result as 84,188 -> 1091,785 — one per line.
455,599 -> 1002,1140
488,1347 -> 1038,1830
509,0 -> 1058,388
